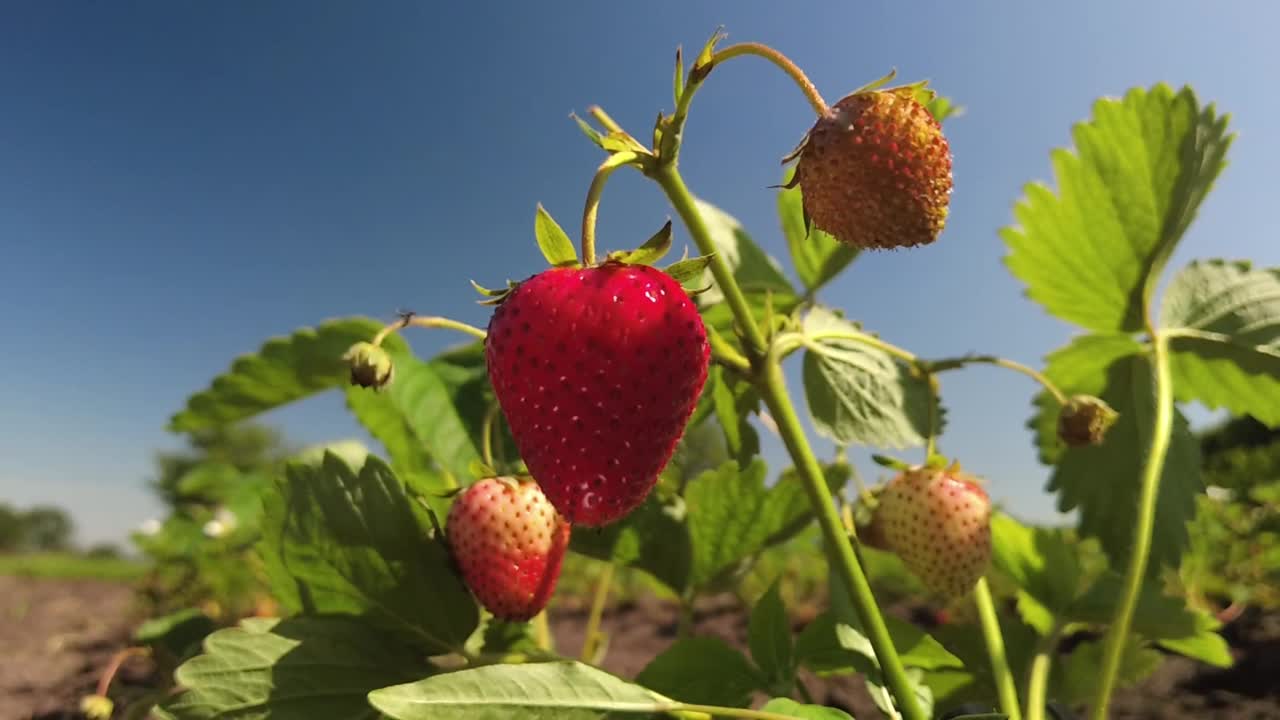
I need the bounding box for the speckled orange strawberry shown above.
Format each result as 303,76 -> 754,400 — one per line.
446,476 -> 570,621
484,261 -> 709,526
876,464 -> 991,598
790,85 -> 953,250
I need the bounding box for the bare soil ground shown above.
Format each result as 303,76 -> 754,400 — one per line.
2,577 -> 1278,719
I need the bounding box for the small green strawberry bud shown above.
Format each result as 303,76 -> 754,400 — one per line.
80,694 -> 114,720
343,342 -> 394,390
1057,394 -> 1118,447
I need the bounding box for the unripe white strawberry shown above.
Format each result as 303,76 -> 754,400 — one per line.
876,465 -> 991,598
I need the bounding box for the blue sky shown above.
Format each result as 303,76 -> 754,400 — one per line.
2,3 -> 1277,546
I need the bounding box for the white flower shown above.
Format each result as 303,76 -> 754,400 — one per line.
213,507 -> 238,530
137,518 -> 163,536
202,519 -> 227,538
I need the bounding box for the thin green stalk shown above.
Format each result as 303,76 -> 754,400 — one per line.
654,163 -> 923,720
372,315 -> 488,345
709,43 -> 829,116
531,610 -> 554,654
664,40 -> 827,163
762,345 -> 924,719
707,328 -> 752,373
654,167 -> 768,356
1090,333 -> 1174,720
974,577 -> 1023,720
581,152 -> 639,266
480,403 -> 499,469
1025,629 -> 1060,720
580,563 -> 614,662
928,354 -> 1068,405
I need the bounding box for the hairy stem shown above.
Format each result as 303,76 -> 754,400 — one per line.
709,43 -> 829,117
1090,333 -> 1174,720
580,562 -> 615,663
581,152 -> 640,266
1025,628 -> 1060,720
372,315 -> 488,345
663,40 -> 825,164
974,577 -> 1023,720
654,163 -> 923,720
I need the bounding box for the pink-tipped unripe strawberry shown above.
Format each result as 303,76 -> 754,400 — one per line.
876,465 -> 991,598
792,87 -> 953,250
446,476 -> 571,621
485,261 -> 710,526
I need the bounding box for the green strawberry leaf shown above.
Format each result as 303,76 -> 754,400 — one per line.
778,165 -> 858,294
1161,259 -> 1280,426
808,598 -> 963,675
691,196 -> 795,303
258,453 -> 478,654
700,289 -> 801,348
866,666 -> 935,720
988,513 -> 1087,635
759,698 -> 854,720
370,661 -> 669,719
1029,334 -> 1203,574
169,317 -> 409,432
636,637 -> 764,708
1068,571 -> 1231,667
133,608 -> 216,660
568,493 -> 692,594
684,459 -> 842,590
610,221 -> 673,266
1002,84 -> 1233,333
665,255 -> 715,287
155,616 -> 426,720
1054,636 -> 1163,706
534,203 -> 580,268
344,386 -> 445,506
802,306 -> 939,449
709,366 -> 761,467
749,581 -> 796,692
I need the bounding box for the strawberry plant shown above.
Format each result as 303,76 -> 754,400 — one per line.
135,28 -> 1277,720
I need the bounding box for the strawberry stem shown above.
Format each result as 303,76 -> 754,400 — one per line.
480,403 -> 499,469
1090,332 -> 1174,720
654,161 -> 926,720
709,43 -> 829,117
579,562 -> 614,663
974,577 -> 1023,720
371,315 -> 487,345
581,152 -> 640,266
1025,626 -> 1061,720
531,610 -> 554,654
95,646 -> 148,698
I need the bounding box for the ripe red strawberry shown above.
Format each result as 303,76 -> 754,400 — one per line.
485,261 -> 710,526
876,465 -> 991,598
791,86 -> 953,250
446,476 -> 571,621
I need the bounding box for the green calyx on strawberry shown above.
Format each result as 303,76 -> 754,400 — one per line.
786,72 -> 953,250
446,476 -> 571,621
480,208 -> 712,526
874,459 -> 992,599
